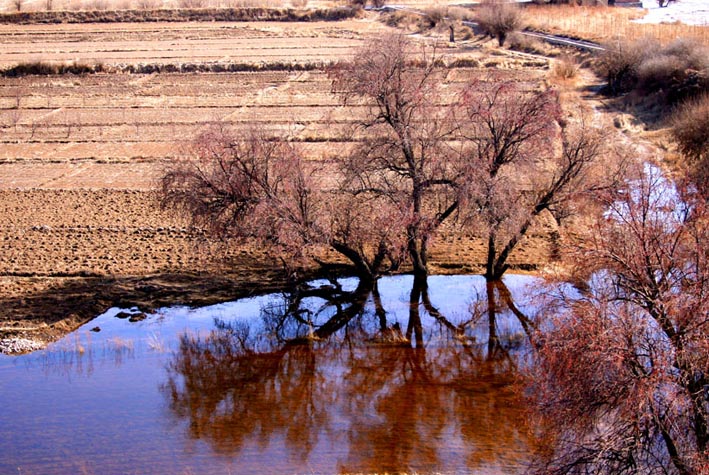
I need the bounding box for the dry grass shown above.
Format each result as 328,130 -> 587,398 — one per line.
551,54 -> 579,81
0,5 -> 358,22
507,30 -> 548,55
525,5 -> 709,46
0,0 -> 330,12
671,93 -> 709,189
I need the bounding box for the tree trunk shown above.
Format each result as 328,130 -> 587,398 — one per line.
486,280 -> 499,357
407,277 -> 425,347
485,233 -> 497,281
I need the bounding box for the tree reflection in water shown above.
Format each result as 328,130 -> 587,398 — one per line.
162,276 -> 538,474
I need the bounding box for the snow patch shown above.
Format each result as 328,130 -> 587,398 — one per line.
636,0 -> 709,26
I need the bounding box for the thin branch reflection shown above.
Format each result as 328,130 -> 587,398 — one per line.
162,276 -> 539,474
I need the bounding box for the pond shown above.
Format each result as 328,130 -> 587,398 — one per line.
0,274 -> 542,475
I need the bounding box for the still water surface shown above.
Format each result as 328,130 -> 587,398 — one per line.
0,275 -> 539,475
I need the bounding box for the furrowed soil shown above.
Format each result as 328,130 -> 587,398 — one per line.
0,16 -> 560,344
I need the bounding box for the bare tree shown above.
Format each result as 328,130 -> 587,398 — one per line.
528,165 -> 709,475
161,125 -> 401,283
475,0 -> 523,47
329,34 -> 459,283
456,78 -> 613,282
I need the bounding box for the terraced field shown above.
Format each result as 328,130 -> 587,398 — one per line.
0,17 -> 554,337
0,20 -> 386,67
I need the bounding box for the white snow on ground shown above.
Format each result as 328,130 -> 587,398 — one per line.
636,0 -> 709,26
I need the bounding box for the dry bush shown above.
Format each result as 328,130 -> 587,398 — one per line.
551,54 -> 579,80
506,31 -> 548,55
1,60 -> 106,77
177,0 -> 205,8
449,57 -> 482,68
671,94 -> 709,191
596,38 -> 649,95
424,6 -> 447,26
475,0 -> 523,46
446,6 -> 473,21
383,10 -> 432,31
599,37 -> 708,107
639,39 -> 709,104
12,0 -> 23,11
84,0 -> 109,10
44,0 -> 54,10
135,0 -> 160,9
347,0 -> 384,7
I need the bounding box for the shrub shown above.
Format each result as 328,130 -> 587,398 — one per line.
552,54 -> 579,80
348,0 -> 384,7
596,38 -> 649,95
383,10 -> 432,31
638,38 -> 709,105
1,60 -> 106,77
507,31 -> 547,55
599,38 -> 708,104
475,0 -> 523,46
178,0 -> 206,8
671,94 -> 709,191
135,0 -> 160,9
446,6 -> 474,21
425,6 -> 447,26
85,0 -> 110,10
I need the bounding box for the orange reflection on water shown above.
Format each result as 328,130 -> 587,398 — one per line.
163,278 -> 535,475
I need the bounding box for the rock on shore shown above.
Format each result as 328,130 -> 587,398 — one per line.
0,338 -> 45,355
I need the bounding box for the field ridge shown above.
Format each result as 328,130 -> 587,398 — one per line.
0,5 -> 359,24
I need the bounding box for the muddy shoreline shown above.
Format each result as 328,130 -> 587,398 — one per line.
0,269 -> 290,344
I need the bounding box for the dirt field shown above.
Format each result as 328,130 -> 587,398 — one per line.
0,16 -> 561,344
0,0 -> 476,15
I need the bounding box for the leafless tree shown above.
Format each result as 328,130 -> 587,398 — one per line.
528,165 -> 709,475
475,0 -> 523,47
456,78 -> 614,281
165,34 -> 616,290
161,125 -> 401,283
329,33 -> 459,283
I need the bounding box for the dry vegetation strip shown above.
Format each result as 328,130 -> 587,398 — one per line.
525,5 -> 709,46
0,6 -> 359,24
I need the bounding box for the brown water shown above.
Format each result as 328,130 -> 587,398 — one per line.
0,275 -> 538,475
